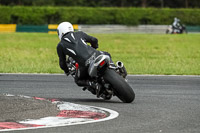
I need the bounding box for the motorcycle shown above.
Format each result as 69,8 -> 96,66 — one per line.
166,24 -> 187,34
66,54 -> 135,103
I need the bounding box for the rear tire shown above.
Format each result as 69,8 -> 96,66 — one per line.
103,69 -> 135,103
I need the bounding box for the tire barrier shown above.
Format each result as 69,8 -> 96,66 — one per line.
0,24 -> 79,34
0,24 -> 16,33
0,24 -> 199,34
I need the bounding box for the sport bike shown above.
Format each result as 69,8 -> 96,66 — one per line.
66,54 -> 135,103
166,24 -> 187,34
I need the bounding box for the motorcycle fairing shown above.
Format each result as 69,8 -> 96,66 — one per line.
88,55 -> 110,78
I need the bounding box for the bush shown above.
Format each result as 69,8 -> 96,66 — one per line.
0,6 -> 12,24
0,6 -> 199,26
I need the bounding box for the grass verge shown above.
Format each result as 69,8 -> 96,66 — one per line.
0,33 -> 200,75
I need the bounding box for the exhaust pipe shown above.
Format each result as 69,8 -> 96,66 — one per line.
116,61 -> 124,68
116,61 -> 127,78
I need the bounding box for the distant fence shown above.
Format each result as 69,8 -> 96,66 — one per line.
187,26 -> 200,33
0,24 -> 199,34
0,24 -> 78,33
79,25 -> 168,33
79,25 -> 200,33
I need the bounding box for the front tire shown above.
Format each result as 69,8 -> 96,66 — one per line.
103,69 -> 135,103
166,29 -> 169,34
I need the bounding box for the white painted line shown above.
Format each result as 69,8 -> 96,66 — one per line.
128,74 -> 200,77
1,73 -> 200,77
0,73 -> 65,76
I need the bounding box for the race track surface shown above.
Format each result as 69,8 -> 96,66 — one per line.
0,74 -> 200,133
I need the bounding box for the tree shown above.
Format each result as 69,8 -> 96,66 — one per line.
0,0 -> 200,8
142,0 -> 147,7
185,0 -> 188,8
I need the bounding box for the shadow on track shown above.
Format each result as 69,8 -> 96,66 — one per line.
59,98 -> 122,104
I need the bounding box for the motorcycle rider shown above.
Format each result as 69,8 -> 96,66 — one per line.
56,22 -> 111,97
172,17 -> 181,33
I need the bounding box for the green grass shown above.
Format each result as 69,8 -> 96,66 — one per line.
0,33 -> 200,75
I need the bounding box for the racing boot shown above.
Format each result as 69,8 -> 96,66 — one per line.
88,81 -> 103,98
95,83 -> 103,98
85,86 -> 96,95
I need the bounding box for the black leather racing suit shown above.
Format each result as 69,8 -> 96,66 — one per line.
57,31 -> 102,87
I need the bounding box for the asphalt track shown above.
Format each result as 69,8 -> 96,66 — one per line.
0,74 -> 200,133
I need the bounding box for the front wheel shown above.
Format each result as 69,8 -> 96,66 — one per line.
103,69 -> 135,103
166,29 -> 169,34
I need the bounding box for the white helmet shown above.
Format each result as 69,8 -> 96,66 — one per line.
174,17 -> 180,22
57,22 -> 74,40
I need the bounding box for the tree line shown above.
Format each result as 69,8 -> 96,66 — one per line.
0,0 -> 199,8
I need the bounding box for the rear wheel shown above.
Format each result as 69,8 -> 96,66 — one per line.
103,69 -> 135,103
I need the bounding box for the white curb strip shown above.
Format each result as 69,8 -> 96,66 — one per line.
0,94 -> 119,132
